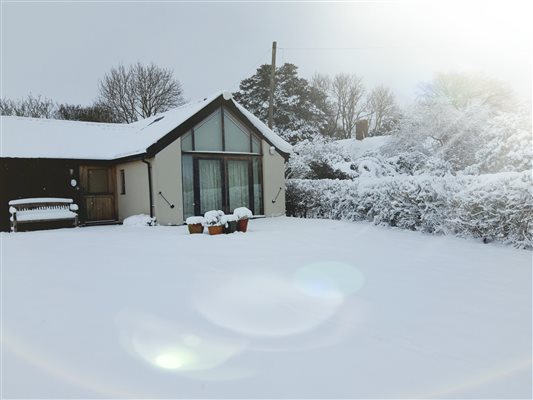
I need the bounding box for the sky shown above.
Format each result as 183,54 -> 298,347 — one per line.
1,0 -> 532,107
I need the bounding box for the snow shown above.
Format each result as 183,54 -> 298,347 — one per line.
1,217 -> 531,398
1,92 -> 291,160
336,136 -> 389,158
8,197 -> 73,206
233,206 -> 253,219
122,214 -> 156,226
185,216 -> 205,225
220,214 -> 237,224
204,210 -> 224,226
9,209 -> 77,222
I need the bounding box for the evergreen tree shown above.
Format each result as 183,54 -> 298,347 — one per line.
234,63 -> 329,144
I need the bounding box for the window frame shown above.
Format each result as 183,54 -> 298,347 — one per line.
180,106 -> 265,218
184,154 -> 263,217
181,107 -> 262,155
119,169 -> 126,195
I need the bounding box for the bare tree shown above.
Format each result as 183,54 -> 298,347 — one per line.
330,73 -> 366,139
311,73 -> 331,97
419,72 -> 515,112
56,103 -> 117,123
0,94 -> 57,118
310,73 -> 337,137
366,85 -> 398,135
98,62 -> 186,123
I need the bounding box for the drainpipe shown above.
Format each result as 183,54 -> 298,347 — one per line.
141,158 -> 154,218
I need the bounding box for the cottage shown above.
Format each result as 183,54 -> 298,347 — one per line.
0,92 -> 292,231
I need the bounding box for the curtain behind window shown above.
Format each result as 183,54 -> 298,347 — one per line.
228,160 -> 249,212
199,159 -> 223,213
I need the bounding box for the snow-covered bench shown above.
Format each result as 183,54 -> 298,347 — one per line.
9,198 -> 79,232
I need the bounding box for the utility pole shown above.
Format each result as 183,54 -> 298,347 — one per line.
268,41 -> 277,129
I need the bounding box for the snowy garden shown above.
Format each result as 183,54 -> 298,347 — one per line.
2,72 -> 532,398
285,93 -> 532,249
0,25 -> 533,399
2,217 -> 531,398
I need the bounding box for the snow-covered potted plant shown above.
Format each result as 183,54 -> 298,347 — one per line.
221,214 -> 238,234
186,216 -> 205,234
204,210 -> 225,235
234,207 -> 253,232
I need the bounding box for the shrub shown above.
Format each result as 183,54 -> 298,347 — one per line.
286,171 -> 532,248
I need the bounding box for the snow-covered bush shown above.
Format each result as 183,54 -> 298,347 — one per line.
469,112 -> 532,174
287,136 -> 351,179
349,153 -> 397,178
449,172 -> 533,247
383,101 -> 532,174
286,171 -> 532,248
122,214 -> 157,226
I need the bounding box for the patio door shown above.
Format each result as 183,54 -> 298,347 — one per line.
227,159 -> 250,211
196,158 -> 224,215
184,155 -> 262,218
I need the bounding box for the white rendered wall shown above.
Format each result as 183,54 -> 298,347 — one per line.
115,160 -> 150,221
262,140 -> 286,216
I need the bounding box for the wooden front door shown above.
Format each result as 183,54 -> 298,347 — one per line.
80,166 -> 117,222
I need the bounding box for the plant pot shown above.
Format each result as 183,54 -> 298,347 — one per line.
236,218 -> 249,232
208,225 -> 224,235
224,220 -> 237,234
188,223 -> 204,234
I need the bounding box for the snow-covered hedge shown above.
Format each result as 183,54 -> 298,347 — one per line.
286,171 -> 533,248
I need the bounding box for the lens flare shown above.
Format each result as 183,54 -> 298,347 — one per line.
294,261 -> 365,297
116,310 -> 246,372
155,353 -> 185,370
193,270 -> 344,337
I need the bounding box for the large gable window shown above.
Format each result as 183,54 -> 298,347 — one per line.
194,109 -> 223,151
181,107 -> 263,218
181,107 -> 261,154
224,110 -> 252,153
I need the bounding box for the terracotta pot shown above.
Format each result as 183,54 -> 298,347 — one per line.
208,225 -> 224,235
188,223 -> 204,234
224,220 -> 237,234
236,218 -> 249,232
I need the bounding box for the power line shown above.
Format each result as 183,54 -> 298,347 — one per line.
279,45 -> 417,50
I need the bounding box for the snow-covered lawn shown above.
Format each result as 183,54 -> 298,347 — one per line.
1,217 -> 531,398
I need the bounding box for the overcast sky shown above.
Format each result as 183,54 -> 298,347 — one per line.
1,0 -> 531,106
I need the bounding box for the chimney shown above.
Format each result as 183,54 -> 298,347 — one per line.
356,120 -> 368,141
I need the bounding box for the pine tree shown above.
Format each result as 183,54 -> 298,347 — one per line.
234,63 -> 329,144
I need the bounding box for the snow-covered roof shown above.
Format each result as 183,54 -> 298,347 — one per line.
336,136 -> 389,158
232,101 -> 292,155
0,92 -> 292,160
